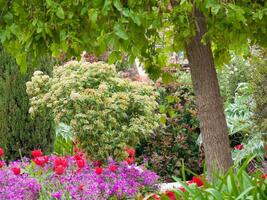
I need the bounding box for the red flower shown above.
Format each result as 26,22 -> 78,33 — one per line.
126,157 -> 134,165
74,154 -> 83,161
96,160 -> 102,167
54,157 -> 68,167
127,148 -> 135,157
151,194 -> 160,200
33,156 -> 49,167
54,165 -> 66,175
187,180 -> 194,185
109,165 -> 117,172
95,167 -> 103,175
165,191 -> 177,200
31,149 -> 43,158
78,184 -> 84,191
178,186 -> 185,192
0,147 -> 4,157
11,167 -> 21,175
192,176 -> 204,187
76,159 -> 86,169
261,174 -> 267,179
0,161 -> 3,168
234,144 -> 243,150
74,147 -> 80,153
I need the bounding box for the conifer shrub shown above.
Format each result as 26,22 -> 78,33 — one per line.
0,48 -> 55,160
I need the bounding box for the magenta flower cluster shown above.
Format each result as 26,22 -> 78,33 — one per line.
0,148 -> 159,200
0,168 -> 41,200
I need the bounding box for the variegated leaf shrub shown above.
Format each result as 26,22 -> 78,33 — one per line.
26,61 -> 160,161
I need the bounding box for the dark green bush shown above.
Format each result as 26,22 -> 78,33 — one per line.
0,49 -> 55,161
137,81 -> 203,182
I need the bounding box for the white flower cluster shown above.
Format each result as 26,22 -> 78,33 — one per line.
27,61 -> 160,160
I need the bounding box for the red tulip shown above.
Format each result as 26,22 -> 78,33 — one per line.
54,157 -> 68,167
234,144 -> 243,150
74,147 -> 80,153
33,156 -> 49,167
96,160 -> 102,167
151,194 -> 160,200
74,152 -> 85,161
78,184 -> 84,191
0,161 -> 3,168
192,176 -> 204,187
178,186 -> 186,192
31,149 -> 43,158
76,159 -> 86,169
187,180 -> 194,185
0,147 -> 4,157
11,167 -> 21,175
165,191 -> 177,200
54,165 -> 66,175
109,165 -> 117,172
127,148 -> 135,157
262,174 -> 267,179
126,157 -> 134,165
95,167 -> 103,175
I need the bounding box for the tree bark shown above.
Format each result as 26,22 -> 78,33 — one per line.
185,8 -> 233,180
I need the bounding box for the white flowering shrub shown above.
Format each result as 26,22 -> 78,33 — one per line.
27,61 -> 160,160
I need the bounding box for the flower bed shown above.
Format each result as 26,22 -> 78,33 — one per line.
0,148 -> 159,200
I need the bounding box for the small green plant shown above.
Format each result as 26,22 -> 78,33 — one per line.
156,158 -> 267,200
54,123 -> 74,155
26,61 -> 160,161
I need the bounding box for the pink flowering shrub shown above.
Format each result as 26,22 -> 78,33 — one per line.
0,148 -> 159,200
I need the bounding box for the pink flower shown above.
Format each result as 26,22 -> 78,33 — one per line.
234,144 -> 244,150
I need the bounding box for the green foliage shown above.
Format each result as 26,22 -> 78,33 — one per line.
1,1 -> 267,77
250,48 -> 267,132
225,83 -> 255,137
218,56 -> 252,103
54,123 -> 74,155
161,159 -> 267,200
137,80 -> 202,181
26,61 -> 160,161
222,82 -> 265,165
0,48 -> 55,161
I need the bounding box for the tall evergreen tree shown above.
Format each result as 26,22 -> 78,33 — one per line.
0,48 -> 55,160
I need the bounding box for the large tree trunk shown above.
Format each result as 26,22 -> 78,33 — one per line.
185,8 -> 233,180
